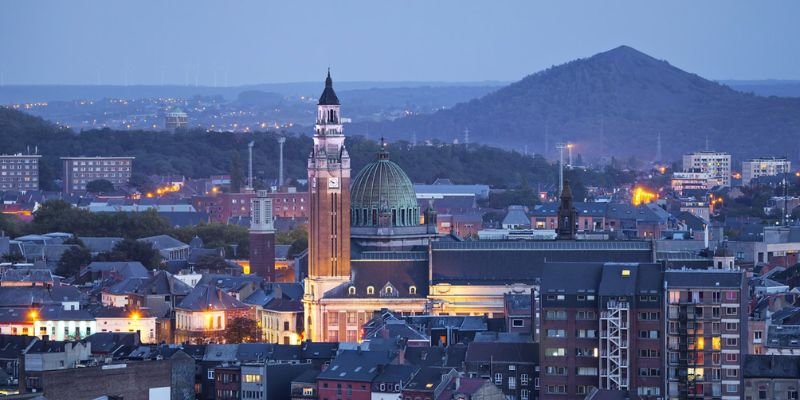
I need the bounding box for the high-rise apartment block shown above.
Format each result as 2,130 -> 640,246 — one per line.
741,157 -> 791,186
61,156 -> 134,194
0,154 -> 41,191
682,152 -> 732,188
664,269 -> 746,399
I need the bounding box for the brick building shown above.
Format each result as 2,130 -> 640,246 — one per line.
269,189 -> 309,218
539,262 -> 664,399
250,190 -> 276,281
61,156 -> 134,194
0,153 -> 41,191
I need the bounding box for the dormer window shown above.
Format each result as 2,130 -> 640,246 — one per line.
385,286 -> 394,295
367,286 -> 375,295
348,286 -> 356,295
409,286 -> 417,295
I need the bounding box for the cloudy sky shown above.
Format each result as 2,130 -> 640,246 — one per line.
1,0 -> 799,85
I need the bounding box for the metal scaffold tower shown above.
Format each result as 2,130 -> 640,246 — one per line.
600,300 -> 630,390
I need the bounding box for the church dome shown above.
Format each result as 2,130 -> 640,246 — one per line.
350,142 -> 419,228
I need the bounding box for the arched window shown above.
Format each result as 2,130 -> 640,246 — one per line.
385,286 -> 394,295
348,286 -> 356,295
409,286 -> 417,295
401,209 -> 406,226
372,209 -> 378,225
367,286 -> 375,295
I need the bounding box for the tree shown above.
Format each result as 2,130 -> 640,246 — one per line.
194,255 -> 232,272
128,173 -> 155,193
86,179 -> 115,193
96,239 -> 161,270
224,317 -> 262,343
56,246 -> 92,278
276,227 -> 308,259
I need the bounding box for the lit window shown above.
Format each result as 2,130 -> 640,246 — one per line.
366,286 -> 374,295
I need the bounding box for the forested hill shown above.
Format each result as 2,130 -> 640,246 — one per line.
0,106 -> 563,190
348,46 -> 800,162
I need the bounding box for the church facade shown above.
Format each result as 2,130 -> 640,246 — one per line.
302,72 -> 656,342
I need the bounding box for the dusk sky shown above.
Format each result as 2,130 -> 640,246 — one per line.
2,0 -> 799,85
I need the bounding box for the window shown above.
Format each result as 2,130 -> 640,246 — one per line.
208,370 -> 215,380
494,373 -> 502,385
520,374 -> 529,386
754,331 -> 763,341
545,348 -> 566,357
639,312 -> 660,320
577,386 -> 587,395
639,330 -> 659,339
639,349 -> 660,358
302,388 -> 313,396
726,384 -> 738,393
512,319 -> 525,327
546,329 -> 566,338
283,321 -> 290,331
726,322 -> 738,331
576,311 -> 596,320
366,286 -> 375,295
669,290 -> 681,303
545,366 -> 567,375
726,337 -> 738,347
725,368 -> 738,378
575,348 -> 595,357
508,376 -> 517,389
726,307 -> 737,315
577,367 -> 598,376
545,310 -> 567,320
409,286 -> 417,295
577,329 -> 597,338
725,353 -> 738,362
725,291 -> 737,301
348,286 -> 356,295
521,389 -> 529,400
546,385 -> 566,394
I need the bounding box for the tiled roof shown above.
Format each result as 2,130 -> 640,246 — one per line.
176,284 -> 249,312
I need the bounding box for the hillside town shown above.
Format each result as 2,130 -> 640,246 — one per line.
0,71 -> 799,400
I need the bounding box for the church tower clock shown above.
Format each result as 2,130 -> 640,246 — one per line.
304,71 -> 352,341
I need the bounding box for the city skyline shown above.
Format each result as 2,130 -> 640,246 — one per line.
1,0 -> 799,85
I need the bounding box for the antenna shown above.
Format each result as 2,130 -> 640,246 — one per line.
278,136 -> 286,188
247,141 -> 255,190
656,132 -> 662,162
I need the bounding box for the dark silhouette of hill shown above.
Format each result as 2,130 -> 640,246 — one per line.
349,46 -> 800,162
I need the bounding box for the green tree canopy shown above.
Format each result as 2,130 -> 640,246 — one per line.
86,179 -> 115,193
56,246 -> 92,278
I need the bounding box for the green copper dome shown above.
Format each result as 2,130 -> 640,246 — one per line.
350,144 -> 419,228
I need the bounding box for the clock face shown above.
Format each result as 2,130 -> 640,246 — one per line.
328,177 -> 340,189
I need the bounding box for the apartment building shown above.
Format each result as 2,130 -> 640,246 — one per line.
0,153 -> 41,191
539,262 -> 664,399
742,157 -> 791,186
682,152 -> 732,188
664,269 -> 746,400
61,156 -> 134,194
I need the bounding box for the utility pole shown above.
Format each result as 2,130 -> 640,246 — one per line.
556,143 -> 567,195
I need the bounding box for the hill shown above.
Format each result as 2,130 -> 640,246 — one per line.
348,46 -> 800,162
0,106 -> 567,190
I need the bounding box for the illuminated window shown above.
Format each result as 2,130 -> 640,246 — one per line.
348,286 -> 356,295
366,286 -> 374,295
409,286 -> 417,295
712,337 -> 721,350
697,337 -> 705,350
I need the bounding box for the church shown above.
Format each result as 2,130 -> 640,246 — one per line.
302,72 -> 655,342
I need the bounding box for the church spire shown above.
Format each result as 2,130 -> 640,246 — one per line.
318,69 -> 340,106
556,179 -> 577,240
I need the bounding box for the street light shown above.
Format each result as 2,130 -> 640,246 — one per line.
556,143 -> 567,195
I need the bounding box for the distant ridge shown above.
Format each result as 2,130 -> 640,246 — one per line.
350,46 -> 800,162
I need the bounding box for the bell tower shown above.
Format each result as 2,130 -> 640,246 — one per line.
304,70 -> 352,341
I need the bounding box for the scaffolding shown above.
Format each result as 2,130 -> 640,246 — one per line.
600,300 -> 630,390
